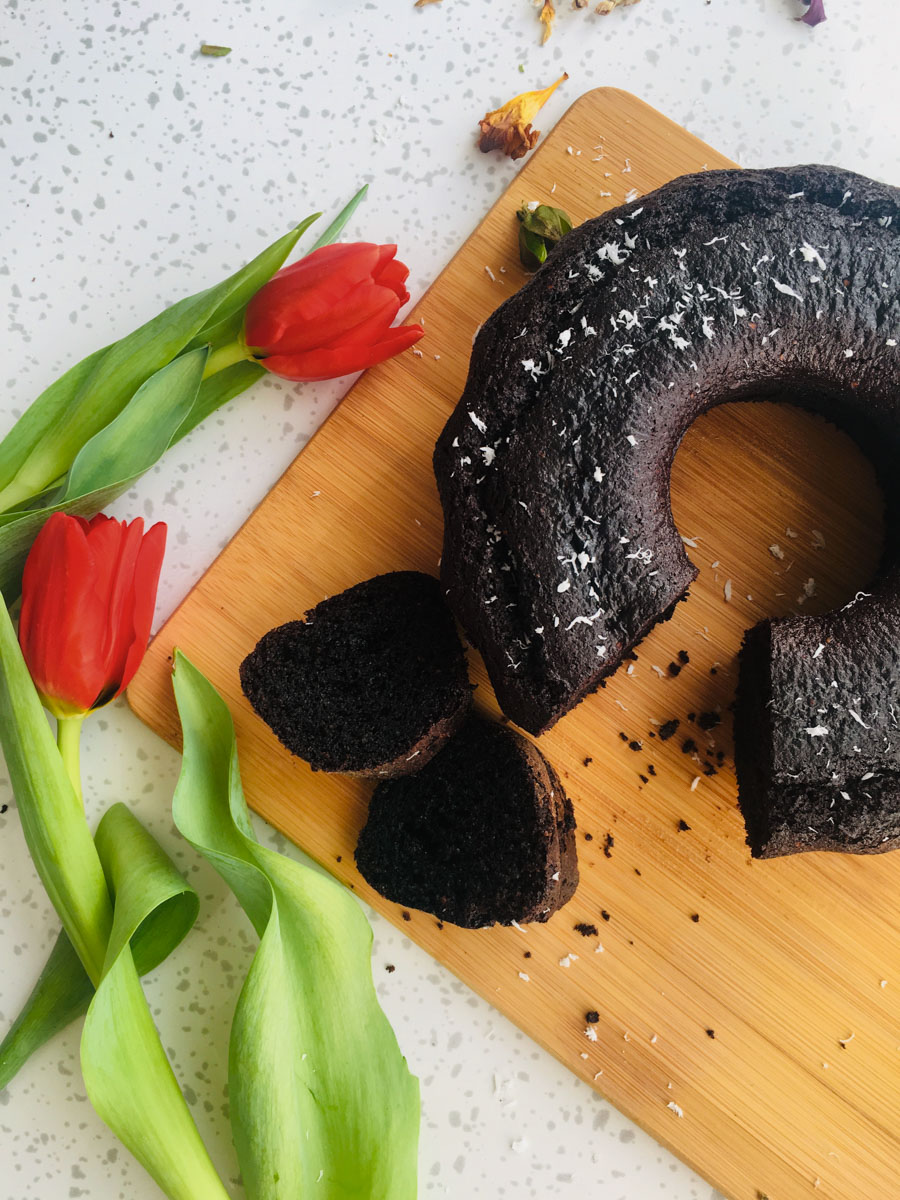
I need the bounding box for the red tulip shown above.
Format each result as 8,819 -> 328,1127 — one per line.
19,513 -> 167,717
244,242 -> 424,382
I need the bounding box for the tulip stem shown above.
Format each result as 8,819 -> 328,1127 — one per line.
202,338 -> 252,379
57,715 -> 85,806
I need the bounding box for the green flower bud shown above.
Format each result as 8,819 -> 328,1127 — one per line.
516,202 -> 574,270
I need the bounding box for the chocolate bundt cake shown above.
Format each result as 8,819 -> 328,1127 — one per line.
355,715 -> 578,927
435,164 -> 900,857
240,572 -> 471,777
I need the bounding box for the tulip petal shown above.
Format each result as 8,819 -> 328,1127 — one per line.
18,514 -> 108,712
114,522 -> 167,700
321,303 -> 408,350
255,281 -> 402,357
245,244 -> 385,350
261,323 -> 424,383
374,256 -> 411,302
93,519 -> 146,704
83,516 -> 132,627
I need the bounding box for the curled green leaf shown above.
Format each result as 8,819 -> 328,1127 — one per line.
171,652 -> 420,1199
0,803 -> 199,1091
81,804 -> 229,1200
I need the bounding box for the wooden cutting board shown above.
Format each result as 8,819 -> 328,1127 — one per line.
128,89 -> 899,1200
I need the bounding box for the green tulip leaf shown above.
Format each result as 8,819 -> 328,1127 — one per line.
0,594 -> 113,982
0,219 -> 312,514
171,652 -> 420,1200
62,347 -> 208,501
80,803 -> 229,1200
309,183 -> 369,252
179,210 -> 322,357
0,804 -> 199,1092
0,348 -> 208,601
173,360 -> 266,445
0,594 -> 228,1199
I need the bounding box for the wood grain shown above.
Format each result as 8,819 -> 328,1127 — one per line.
128,89 -> 897,1200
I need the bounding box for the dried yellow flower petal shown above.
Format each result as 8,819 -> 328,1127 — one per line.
596,0 -> 642,13
539,0 -> 556,42
477,73 -> 568,161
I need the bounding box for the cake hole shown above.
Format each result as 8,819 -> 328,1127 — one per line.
671,400 -> 885,622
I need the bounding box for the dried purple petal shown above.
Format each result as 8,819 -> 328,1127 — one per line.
797,0 -> 826,26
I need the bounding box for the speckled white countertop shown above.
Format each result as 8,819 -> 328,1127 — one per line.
1,2 -> 897,1197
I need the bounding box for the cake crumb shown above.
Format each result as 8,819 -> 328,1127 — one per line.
518,971 -> 531,982
667,1101 -> 684,1118
385,964 -> 396,973
585,1010 -> 600,1023
575,922 -> 599,937
677,819 -> 691,832
603,833 -> 614,858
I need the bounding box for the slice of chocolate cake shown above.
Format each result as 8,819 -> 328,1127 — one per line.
354,715 -> 578,928
240,571 -> 471,777
735,612 -> 900,858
